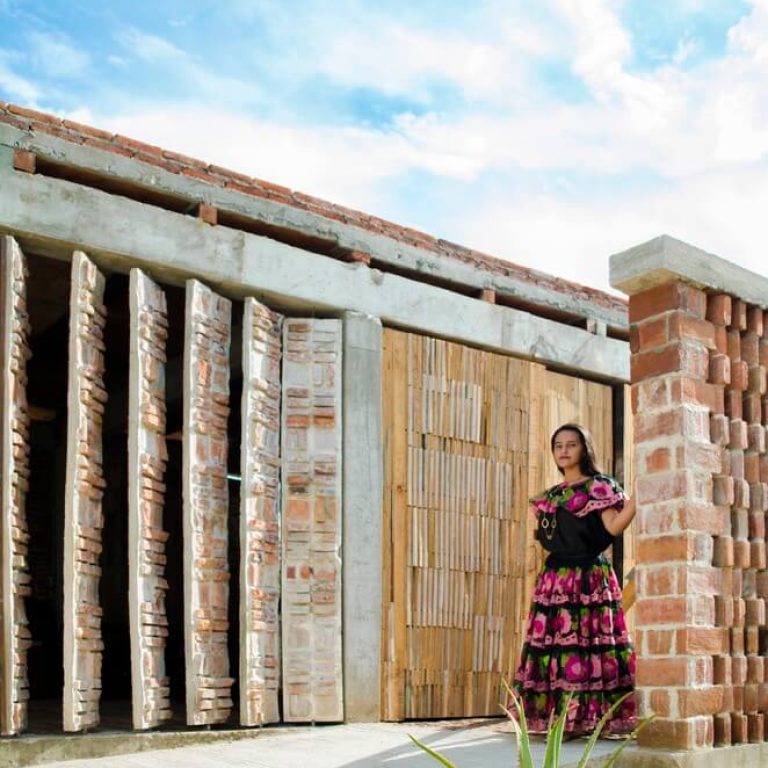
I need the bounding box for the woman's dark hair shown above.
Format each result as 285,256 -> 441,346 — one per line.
550,422 -> 601,477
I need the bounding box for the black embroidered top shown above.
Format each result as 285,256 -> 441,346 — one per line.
529,473 -> 626,558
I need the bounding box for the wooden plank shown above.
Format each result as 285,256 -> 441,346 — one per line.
0,236 -> 31,735
239,298 -> 282,726
63,251 -> 107,732
182,279 -> 233,726
128,268 -> 172,730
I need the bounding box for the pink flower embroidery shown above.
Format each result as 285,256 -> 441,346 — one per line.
590,479 -> 614,498
600,610 -> 614,634
557,608 -> 572,633
590,654 -> 601,678
565,491 -> 589,512
531,613 -> 547,640
602,657 -> 619,682
564,655 -> 586,682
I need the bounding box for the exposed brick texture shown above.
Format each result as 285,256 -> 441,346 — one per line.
239,298 -> 283,726
281,319 -> 343,722
183,280 -> 233,725
631,278 -> 768,751
127,269 -> 172,729
63,252 -> 107,732
0,237 -> 32,735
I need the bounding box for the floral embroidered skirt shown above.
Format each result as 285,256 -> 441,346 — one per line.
513,553 -> 637,735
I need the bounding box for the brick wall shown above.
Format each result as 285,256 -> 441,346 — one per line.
631,279 -> 768,750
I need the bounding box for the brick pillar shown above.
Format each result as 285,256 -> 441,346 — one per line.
630,281 -> 724,750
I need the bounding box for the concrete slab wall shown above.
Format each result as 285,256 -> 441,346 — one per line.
341,313 -> 383,722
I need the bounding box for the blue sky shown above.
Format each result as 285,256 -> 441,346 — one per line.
1,0 -> 767,292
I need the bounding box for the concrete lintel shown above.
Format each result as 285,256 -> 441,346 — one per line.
0,167 -> 629,381
342,312 -> 383,722
610,234 -> 768,308
0,122 -> 628,333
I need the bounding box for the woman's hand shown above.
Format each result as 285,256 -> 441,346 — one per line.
601,495 -> 636,536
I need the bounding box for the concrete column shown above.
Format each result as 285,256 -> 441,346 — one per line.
342,312 -> 383,722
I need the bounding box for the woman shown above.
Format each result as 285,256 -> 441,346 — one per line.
513,423 -> 637,738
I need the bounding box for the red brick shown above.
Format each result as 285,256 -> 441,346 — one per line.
709,354 -> 731,385
713,655 -> 732,685
747,306 -> 764,335
714,326 -> 728,354
671,377 -> 723,412
637,531 -> 712,565
714,712 -> 732,746
742,333 -> 760,366
713,475 -> 735,506
729,418 -> 748,449
745,598 -> 766,626
712,536 -> 734,567
644,445 -> 672,473
632,378 -> 669,412
479,287 -> 495,303
669,312 -> 716,348
748,511 -> 765,539
650,688 -> 671,717
197,202 -> 217,226
710,413 -> 730,445
731,359 -> 749,391
707,293 -> 732,326
677,627 -> 726,654
630,282 -> 707,324
745,683 -> 760,713
743,393 -> 761,423
727,328 -> 742,359
639,716 -> 713,750
639,628 -> 675,655
733,538 -> 751,568
732,712 -> 748,744
631,316 -> 668,351
679,686 -> 724,717
632,344 -> 709,382
747,712 -> 764,743
760,340 -> 768,367
733,478 -> 750,508
8,103 -> 61,124
726,389 -> 743,419
12,149 -> 36,174
677,502 -> 728,535
731,299 -> 748,331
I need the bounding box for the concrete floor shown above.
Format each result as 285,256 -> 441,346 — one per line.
11,719 -> 630,768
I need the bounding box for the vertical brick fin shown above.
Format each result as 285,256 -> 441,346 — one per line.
0,236 -> 32,736
128,269 -> 172,730
182,280 -> 233,726
281,318 -> 344,722
63,251 -> 107,732
239,298 -> 283,726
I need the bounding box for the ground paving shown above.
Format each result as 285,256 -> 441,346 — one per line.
23,719 -> 628,768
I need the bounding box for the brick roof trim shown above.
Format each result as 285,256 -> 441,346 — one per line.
0,101 -> 626,314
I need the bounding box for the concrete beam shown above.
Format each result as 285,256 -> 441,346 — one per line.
0,167 -> 629,382
342,312 -> 383,722
0,122 -> 628,334
610,234 -> 768,307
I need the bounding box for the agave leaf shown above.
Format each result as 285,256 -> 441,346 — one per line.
600,715 -> 656,768
501,680 -> 535,768
407,734 -> 459,768
542,692 -> 571,768
574,691 -> 632,768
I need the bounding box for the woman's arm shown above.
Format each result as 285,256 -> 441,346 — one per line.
601,495 -> 636,536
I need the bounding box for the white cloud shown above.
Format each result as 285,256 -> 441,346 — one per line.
0,57 -> 41,102
27,31 -> 90,78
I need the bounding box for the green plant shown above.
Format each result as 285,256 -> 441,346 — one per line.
409,682 -> 653,768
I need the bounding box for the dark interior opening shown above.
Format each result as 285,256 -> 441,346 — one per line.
24,253 -> 71,732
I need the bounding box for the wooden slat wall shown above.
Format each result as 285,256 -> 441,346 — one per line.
382,330 -> 543,719
381,331 -> 615,720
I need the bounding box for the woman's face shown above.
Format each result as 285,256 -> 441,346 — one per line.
552,429 -> 583,472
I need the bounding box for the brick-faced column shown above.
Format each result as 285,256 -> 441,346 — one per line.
63,251 -> 107,732
611,235 -> 768,760
128,268 -> 172,730
630,281 -> 723,750
182,280 -> 233,726
0,236 -> 32,735
239,298 -> 283,726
